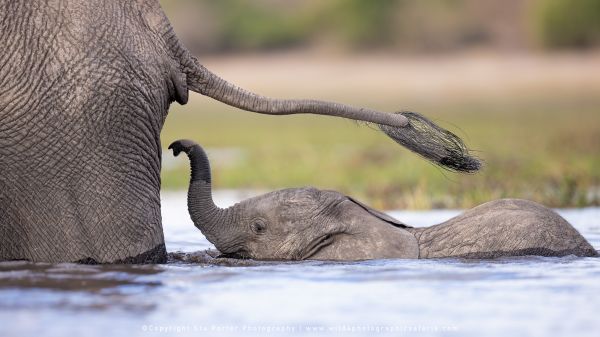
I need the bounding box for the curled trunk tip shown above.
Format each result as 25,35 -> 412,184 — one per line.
169,139 -> 212,183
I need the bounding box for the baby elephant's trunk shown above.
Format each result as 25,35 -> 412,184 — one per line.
169,140 -> 235,249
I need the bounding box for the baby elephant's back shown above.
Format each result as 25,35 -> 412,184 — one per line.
442,199 -> 597,258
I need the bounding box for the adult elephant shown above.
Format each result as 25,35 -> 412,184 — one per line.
0,0 -> 479,263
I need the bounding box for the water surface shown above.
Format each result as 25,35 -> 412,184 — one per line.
1,192 -> 599,337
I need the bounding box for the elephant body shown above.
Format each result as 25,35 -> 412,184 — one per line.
171,139 -> 597,261
408,199 -> 597,258
1,0 -> 480,263
0,0 -> 182,262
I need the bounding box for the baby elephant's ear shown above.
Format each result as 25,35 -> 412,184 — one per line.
345,196 -> 412,228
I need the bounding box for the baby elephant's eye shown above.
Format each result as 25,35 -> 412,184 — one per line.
251,220 -> 267,234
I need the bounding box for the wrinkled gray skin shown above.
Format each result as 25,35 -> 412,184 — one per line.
1,0 -> 476,264
171,139 -> 597,260
408,199 -> 597,258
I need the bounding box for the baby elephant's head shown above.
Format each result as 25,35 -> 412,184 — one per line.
170,139 -> 418,261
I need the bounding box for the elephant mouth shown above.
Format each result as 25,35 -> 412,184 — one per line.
301,233 -> 337,260
217,249 -> 250,259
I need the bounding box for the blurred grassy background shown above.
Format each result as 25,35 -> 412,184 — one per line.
159,0 -> 600,209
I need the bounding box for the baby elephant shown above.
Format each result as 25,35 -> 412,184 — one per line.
169,140 -> 597,260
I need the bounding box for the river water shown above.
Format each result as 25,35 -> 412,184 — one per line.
1,191 -> 599,337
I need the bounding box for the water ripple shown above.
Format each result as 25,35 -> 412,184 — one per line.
1,193 -> 599,337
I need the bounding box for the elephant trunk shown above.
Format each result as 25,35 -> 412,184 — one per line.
183,57 -> 481,173
168,140 -> 238,252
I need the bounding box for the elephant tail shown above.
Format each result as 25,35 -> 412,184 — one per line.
183,56 -> 482,173
183,57 -> 408,128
